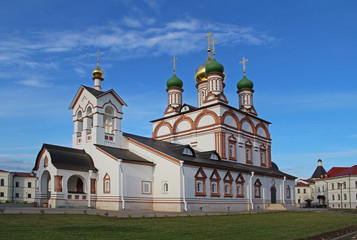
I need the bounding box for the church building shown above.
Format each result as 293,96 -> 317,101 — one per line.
33,34 -> 296,211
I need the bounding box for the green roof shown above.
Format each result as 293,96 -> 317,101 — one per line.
237,75 -> 254,90
205,58 -> 224,75
166,73 -> 183,88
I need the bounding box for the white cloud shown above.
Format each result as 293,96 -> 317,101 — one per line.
16,78 -> 51,87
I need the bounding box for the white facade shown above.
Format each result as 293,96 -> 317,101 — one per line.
0,170 -> 37,203
33,48 -> 296,211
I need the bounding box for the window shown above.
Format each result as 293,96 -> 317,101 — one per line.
260,145 -> 266,166
163,182 -> 169,194
0,179 -> 4,186
86,106 -> 93,130
332,194 -> 335,200
27,193 -> 31,199
322,186 -> 324,192
254,179 -> 262,198
183,147 -> 193,156
44,156 -> 48,168
236,173 -> 245,198
338,194 -> 341,200
210,169 -> 221,197
303,189 -> 306,194
0,192 -> 4,197
28,182 -> 32,188
331,183 -> 334,190
77,110 -> 83,133
228,135 -> 237,161
245,140 -> 253,164
223,171 -> 233,197
142,181 -> 152,194
210,153 -> 219,160
318,187 -> 320,192
194,168 -> 207,197
103,173 -> 110,194
355,181 -> 357,188
344,194 -> 347,200
15,193 -> 19,198
297,189 -> 300,194
104,106 -> 114,134
286,185 -> 291,199
15,181 -> 19,188
91,179 -> 96,194
343,182 -> 346,189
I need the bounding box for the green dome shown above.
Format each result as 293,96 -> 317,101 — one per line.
166,73 -> 183,88
205,59 -> 224,75
237,75 -> 254,90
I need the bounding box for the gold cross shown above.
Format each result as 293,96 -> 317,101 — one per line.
96,50 -> 100,67
171,56 -> 178,73
240,57 -> 248,75
204,32 -> 214,48
209,38 -> 218,58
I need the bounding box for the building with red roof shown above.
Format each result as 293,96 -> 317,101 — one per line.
0,169 -> 36,203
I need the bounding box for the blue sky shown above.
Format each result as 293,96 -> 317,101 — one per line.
0,0 -> 356,179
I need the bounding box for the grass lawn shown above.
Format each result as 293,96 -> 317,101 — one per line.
1,211 -> 356,240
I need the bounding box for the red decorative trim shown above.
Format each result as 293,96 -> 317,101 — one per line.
195,168 -> 207,197
210,169 -> 221,197
236,173 -> 245,198
91,178 -> 96,194
223,171 -> 233,197
194,108 -> 220,129
103,173 -> 110,194
54,175 -> 63,192
221,110 -> 240,130
152,120 -> 173,139
141,181 -> 152,195
172,115 -> 195,134
228,134 -> 237,161
259,144 -> 267,167
254,179 -> 262,198
256,122 -> 270,139
239,116 -> 256,135
245,139 -> 253,164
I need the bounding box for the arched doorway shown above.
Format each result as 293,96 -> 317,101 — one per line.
270,186 -> 277,204
67,175 -> 85,193
41,170 -> 51,202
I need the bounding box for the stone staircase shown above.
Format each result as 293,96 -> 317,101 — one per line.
266,204 -> 287,211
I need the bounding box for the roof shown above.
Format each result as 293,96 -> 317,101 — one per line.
333,165 -> 357,177
311,165 -> 326,179
94,144 -> 154,165
68,85 -> 127,109
0,169 -> 9,173
13,172 -> 36,178
325,167 -> 349,178
124,132 -> 295,179
33,144 -> 97,172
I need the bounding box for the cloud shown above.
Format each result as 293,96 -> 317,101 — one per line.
0,155 -> 34,172
16,78 -> 51,87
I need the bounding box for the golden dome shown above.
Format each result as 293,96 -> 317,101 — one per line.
92,66 -> 104,79
194,49 -> 212,83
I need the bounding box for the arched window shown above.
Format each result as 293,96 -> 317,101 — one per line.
286,185 -> 291,199
195,168 -> 207,197
104,106 -> 114,134
228,135 -> 237,161
183,148 -> 193,156
86,106 -> 93,130
0,179 -> 4,186
236,173 -> 245,198
254,179 -> 262,198
260,145 -> 266,166
77,110 -> 83,133
103,173 -> 110,194
338,194 -> 341,200
210,169 -> 221,197
163,182 -> 169,194
332,194 -> 335,200
344,194 -> 347,200
245,140 -> 252,164
223,171 -> 233,197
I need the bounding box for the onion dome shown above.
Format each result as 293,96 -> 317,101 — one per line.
92,62 -> 104,79
166,73 -> 183,88
205,58 -> 224,75
194,52 -> 212,83
237,75 -> 254,90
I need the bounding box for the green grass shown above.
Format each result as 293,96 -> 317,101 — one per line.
0,211 -> 356,239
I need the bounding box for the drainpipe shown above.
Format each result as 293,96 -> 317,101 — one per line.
118,159 -> 125,210
349,175 -> 351,209
180,161 -> 187,211
87,170 -> 92,208
250,172 -> 254,210
282,176 -> 286,204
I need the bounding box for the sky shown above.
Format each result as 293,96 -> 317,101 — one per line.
0,0 -> 356,179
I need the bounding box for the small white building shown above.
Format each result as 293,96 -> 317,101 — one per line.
0,169 -> 37,203
33,41 -> 296,211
